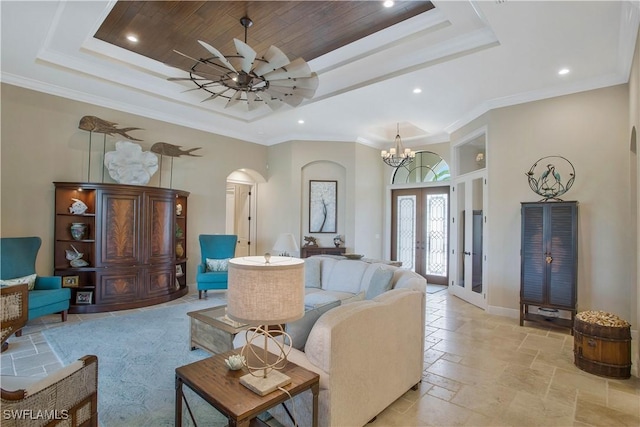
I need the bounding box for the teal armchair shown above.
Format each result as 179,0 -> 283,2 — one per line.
196,234 -> 237,299
0,237 -> 70,322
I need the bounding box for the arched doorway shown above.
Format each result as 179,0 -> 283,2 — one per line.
226,169 -> 266,256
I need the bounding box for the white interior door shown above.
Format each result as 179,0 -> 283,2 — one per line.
450,171 -> 486,309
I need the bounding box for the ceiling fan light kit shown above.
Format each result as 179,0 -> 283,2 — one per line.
168,16 -> 318,111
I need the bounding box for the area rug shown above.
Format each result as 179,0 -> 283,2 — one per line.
42,300 -> 229,427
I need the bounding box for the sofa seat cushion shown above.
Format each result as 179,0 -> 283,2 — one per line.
28,288 -> 71,309
323,260 -> 368,294
304,291 -> 341,308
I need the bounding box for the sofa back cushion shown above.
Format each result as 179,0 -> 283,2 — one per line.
324,260 -> 368,294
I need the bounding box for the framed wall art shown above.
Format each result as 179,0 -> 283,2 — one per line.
62,275 -> 79,288
76,291 -> 93,305
309,180 -> 337,233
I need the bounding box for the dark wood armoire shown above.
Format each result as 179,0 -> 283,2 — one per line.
520,201 -> 578,333
54,182 -> 189,313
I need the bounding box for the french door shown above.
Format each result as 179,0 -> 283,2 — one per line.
450,171 -> 486,308
391,186 -> 449,285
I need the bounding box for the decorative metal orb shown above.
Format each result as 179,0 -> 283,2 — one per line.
526,156 -> 575,201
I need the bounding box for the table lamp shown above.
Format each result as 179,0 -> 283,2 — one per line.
272,233 -> 299,257
227,255 -> 305,395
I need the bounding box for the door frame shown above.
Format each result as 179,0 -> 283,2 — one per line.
449,169 -> 487,309
390,186 -> 450,285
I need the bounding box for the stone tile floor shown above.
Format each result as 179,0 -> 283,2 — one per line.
2,288 -> 639,426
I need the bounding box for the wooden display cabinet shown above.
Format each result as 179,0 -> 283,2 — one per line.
300,246 -> 346,258
54,182 -> 189,313
520,201 -> 578,333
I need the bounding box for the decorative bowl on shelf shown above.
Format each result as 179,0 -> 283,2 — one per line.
344,253 -> 363,260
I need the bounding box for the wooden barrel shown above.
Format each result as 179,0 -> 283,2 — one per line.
573,312 -> 631,379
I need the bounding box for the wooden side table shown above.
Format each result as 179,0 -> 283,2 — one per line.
175,345 -> 319,427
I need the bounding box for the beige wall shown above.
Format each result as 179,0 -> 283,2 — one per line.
629,26 -> 640,376
259,140 -> 384,258
452,85 -> 632,324
0,83 -> 267,282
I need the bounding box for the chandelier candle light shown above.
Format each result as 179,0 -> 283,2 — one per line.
381,123 -> 416,168
226,256 -> 305,396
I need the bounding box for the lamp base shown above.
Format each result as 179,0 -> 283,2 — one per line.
240,370 -> 292,396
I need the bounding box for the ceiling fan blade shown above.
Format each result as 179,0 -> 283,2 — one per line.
264,88 -> 304,107
170,51 -> 229,74
198,40 -> 237,73
233,39 -> 257,73
246,92 -> 261,111
253,45 -> 290,76
262,96 -> 284,110
263,57 -> 312,80
225,90 -> 243,109
267,74 -> 319,90
268,86 -> 316,99
200,88 -> 229,102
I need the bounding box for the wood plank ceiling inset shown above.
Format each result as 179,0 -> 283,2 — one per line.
95,1 -> 434,71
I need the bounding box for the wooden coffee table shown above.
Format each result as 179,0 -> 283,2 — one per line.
187,305 -> 250,354
175,345 -> 320,427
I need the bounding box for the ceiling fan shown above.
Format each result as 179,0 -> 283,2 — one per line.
167,16 -> 319,111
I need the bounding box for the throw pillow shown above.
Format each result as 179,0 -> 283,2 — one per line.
365,266 -> 394,299
304,257 -> 322,288
285,300 -> 341,350
205,258 -> 229,272
0,273 -> 37,291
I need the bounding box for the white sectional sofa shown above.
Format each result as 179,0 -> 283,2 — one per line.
236,256 -> 427,427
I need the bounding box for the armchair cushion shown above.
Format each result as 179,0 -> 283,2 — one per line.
0,274 -> 37,290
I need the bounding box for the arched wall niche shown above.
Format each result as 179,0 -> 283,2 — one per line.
301,160 -> 347,248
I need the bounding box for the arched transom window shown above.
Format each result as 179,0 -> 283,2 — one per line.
392,151 -> 450,184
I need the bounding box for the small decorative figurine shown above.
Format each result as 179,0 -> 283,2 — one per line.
66,245 -> 89,268
176,203 -> 183,216
224,354 -> 246,371
69,198 -> 88,215
303,236 -> 318,247
333,235 -> 344,247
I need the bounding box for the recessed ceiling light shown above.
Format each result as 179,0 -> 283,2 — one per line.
558,68 -> 570,75
298,119 -> 305,124
126,34 -> 138,43
413,88 -> 422,94
383,1 -> 395,8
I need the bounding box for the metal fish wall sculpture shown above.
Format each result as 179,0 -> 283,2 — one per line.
150,142 -> 202,157
78,116 -> 143,141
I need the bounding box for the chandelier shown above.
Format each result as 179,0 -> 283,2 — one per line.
381,123 -> 415,168
168,17 -> 319,111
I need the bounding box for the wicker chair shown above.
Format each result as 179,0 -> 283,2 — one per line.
1,283 -> 28,352
1,355 -> 98,426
